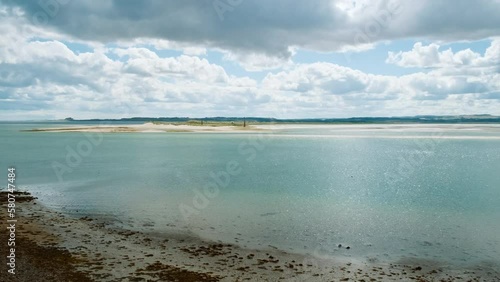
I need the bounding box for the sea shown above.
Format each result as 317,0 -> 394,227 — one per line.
1,121 -> 500,268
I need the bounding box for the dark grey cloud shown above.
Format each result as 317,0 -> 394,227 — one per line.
406,0 -> 500,40
6,0 -> 500,59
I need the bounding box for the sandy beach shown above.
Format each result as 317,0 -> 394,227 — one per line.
25,123 -> 265,133
25,122 -> 500,135
1,191 -> 498,281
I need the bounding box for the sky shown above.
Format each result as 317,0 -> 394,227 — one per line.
0,0 -> 499,120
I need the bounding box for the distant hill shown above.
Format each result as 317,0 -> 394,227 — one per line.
66,115 -> 500,124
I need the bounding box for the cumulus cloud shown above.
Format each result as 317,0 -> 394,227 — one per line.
263,38 -> 500,102
223,50 -> 294,72
0,14 -> 268,119
263,63 -> 373,95
1,1 -> 500,119
264,63 -> 399,101
113,47 -> 230,83
387,40 -> 500,68
5,0 -> 500,65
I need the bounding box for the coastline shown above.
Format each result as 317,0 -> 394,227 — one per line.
22,122 -> 500,134
23,122 -> 265,133
1,191 -> 499,281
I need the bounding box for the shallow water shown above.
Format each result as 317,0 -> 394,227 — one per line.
2,122 -> 500,267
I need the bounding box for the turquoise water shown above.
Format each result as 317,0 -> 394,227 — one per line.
1,122 -> 500,267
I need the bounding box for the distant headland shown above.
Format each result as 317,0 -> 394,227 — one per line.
61,115 -> 500,124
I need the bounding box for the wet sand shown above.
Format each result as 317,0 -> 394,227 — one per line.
1,191 -> 499,281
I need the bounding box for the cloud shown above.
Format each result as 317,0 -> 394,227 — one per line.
2,33 -> 499,119
113,47 -> 230,83
263,41 -> 499,102
222,50 -> 293,72
387,40 -> 500,68
0,19 -> 269,119
262,62 -> 402,102
383,39 -> 500,101
5,0 -> 500,64
1,2 -> 500,120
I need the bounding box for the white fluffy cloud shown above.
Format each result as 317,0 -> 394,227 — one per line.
263,63 -> 378,95
387,40 -> 500,68
1,2 -> 500,120
113,48 -> 230,83
222,51 -> 293,72
2,32 -> 499,119
263,37 -> 500,105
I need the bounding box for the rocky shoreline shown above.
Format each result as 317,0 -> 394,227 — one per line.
1,191 -> 499,281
